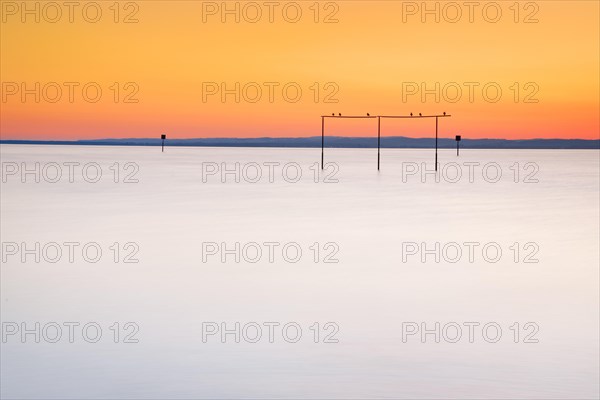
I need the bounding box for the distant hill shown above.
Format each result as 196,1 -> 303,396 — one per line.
1,137 -> 598,149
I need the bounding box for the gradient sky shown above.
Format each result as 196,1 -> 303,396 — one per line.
1,0 -> 599,140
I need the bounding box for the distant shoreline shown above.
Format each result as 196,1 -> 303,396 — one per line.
1,137 -> 598,149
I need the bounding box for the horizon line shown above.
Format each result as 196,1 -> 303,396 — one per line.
2,135 -> 599,142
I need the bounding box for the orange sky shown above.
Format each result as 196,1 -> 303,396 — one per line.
1,0 -> 599,140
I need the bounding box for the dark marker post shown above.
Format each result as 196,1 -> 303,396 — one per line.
435,116 -> 438,171
455,135 -> 461,156
377,116 -> 381,171
321,116 -> 325,170
161,134 -> 166,152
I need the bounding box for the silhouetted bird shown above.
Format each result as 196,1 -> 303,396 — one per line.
419,113 -> 422,116
410,113 -> 413,117
443,112 -> 446,116
332,113 -> 335,116
338,113 -> 342,116
367,113 -> 370,116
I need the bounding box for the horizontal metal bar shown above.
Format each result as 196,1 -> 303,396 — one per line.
379,115 -> 451,118
321,116 -> 378,118
321,115 -> 451,119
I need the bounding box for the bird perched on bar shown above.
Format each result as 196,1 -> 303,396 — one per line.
332,113 -> 334,116
410,113 -> 413,117
367,113 -> 370,116
419,113 -> 422,116
443,112 -> 446,116
338,113 -> 341,116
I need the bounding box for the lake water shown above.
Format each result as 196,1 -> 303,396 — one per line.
1,145 -> 598,399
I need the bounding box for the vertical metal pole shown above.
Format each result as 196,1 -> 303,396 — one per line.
321,116 -> 324,170
457,141 -> 459,156
435,116 -> 438,171
377,116 -> 381,171
162,139 -> 164,152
